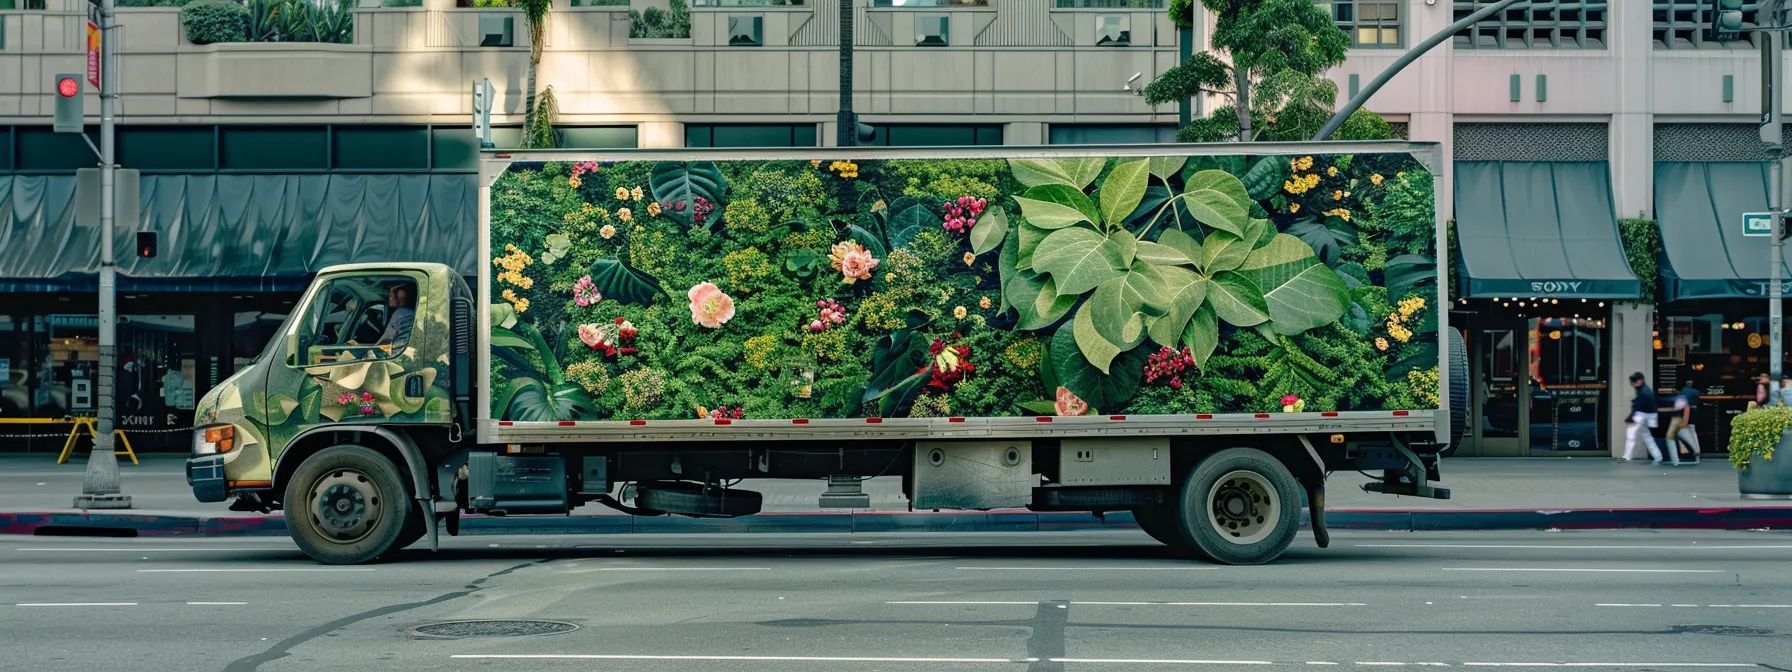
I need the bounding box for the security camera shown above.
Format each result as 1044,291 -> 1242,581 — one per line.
1123,72 -> 1144,95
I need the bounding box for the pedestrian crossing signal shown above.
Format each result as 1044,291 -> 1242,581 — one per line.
137,231 -> 157,258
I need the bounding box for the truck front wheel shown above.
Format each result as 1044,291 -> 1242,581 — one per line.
1175,448 -> 1301,565
284,445 -> 411,565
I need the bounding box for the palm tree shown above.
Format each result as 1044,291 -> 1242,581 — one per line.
519,0 -> 553,147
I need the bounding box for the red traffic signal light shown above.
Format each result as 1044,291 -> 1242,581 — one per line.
137,231 -> 157,259
57,77 -> 78,97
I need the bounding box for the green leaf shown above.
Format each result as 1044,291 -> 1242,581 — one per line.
1023,184 -> 1102,224
1282,214 -> 1358,266
1183,174 -> 1251,238
1241,155 -> 1290,201
1207,271 -> 1271,327
999,224 -> 1020,313
490,303 -> 518,330
585,257 -> 663,306
1050,321 -> 1146,410
1183,155 -> 1247,184
296,386 -> 322,424
1149,155 -> 1188,182
1014,196 -> 1094,231
1199,231 -> 1251,274
1186,169 -> 1253,215
1237,234 -> 1351,335
648,161 -> 727,226
490,327 -> 535,351
1126,185 -> 1174,234
1184,303 -> 1219,370
545,232 -> 571,251
1032,227 -> 1129,296
1089,265 -> 1167,350
1008,270 -> 1075,331
1072,303 -> 1124,374
784,247 -> 827,277
1009,158 -> 1077,189
1146,265 -> 1206,348
1387,341 -> 1440,382
887,201 -> 937,251
847,224 -> 888,260
970,205 -> 1008,255
1246,217 -> 1276,249
1017,220 -> 1050,270
247,392 -> 296,426
1016,400 -> 1060,416
503,378 -> 599,422
1386,254 -> 1438,301
1062,157 -> 1107,190
862,329 -> 931,410
1135,240 -> 1193,266
1098,159 -> 1150,232
1107,229 -> 1138,268
1157,228 -> 1202,263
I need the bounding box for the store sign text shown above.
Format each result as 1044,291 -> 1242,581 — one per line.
1529,281 -> 1584,294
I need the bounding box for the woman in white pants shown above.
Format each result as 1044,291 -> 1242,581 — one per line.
1621,372 -> 1669,464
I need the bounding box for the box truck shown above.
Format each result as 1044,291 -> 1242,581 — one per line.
187,142 -> 1463,565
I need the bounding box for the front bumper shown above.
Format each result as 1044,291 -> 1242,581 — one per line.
186,454 -> 228,503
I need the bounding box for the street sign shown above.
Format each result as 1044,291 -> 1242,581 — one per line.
1745,212 -> 1776,236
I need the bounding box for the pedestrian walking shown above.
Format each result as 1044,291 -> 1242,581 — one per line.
1751,372 -> 1771,410
1621,372 -> 1668,464
1665,383 -> 1701,465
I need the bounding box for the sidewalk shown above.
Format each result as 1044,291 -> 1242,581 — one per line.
3,453 -> 1786,537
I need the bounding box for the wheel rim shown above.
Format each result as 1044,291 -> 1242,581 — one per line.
308,468 -> 382,544
1205,469 -> 1279,545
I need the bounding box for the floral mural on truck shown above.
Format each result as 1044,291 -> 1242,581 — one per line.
488,152 -> 1439,422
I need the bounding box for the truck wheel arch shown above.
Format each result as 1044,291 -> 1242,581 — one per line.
273,426 -> 433,511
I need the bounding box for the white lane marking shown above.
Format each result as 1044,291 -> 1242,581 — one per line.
136,568 -> 375,573
16,602 -> 138,607
1441,568 -> 1723,574
1599,603 -> 1792,608
1050,658 -> 1272,665
1460,664 -> 1757,668
886,601 -> 1038,605
187,602 -> 247,606
1307,664 -> 1341,666
451,655 -> 1016,663
884,601 -> 1366,607
593,568 -> 771,572
954,567 -> 1215,571
1360,544 -> 1792,550
13,548 -> 291,553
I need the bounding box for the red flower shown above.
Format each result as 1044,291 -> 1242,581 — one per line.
929,339 -> 944,355
1281,394 -> 1300,406
614,316 -> 626,324
360,392 -> 374,402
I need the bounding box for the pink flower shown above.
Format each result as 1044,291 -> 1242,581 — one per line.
578,323 -> 613,350
687,282 -> 737,329
573,275 -> 601,307
828,241 -> 880,284
1281,394 -> 1300,406
1054,386 -> 1089,417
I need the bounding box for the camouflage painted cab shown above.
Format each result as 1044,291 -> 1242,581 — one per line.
189,263 -> 466,504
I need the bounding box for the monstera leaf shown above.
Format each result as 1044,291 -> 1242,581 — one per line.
1236,234 -> 1352,335
1282,214 -> 1358,267
499,378 -> 598,422
586,257 -> 663,306
649,161 -> 727,225
1386,254 -> 1438,302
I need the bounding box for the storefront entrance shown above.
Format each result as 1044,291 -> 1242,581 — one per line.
1463,302 -> 1612,457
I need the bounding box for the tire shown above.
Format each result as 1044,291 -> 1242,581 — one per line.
1174,448 -> 1302,565
387,507 -> 427,556
283,445 -> 412,565
1132,505 -> 1182,547
1443,327 -> 1469,456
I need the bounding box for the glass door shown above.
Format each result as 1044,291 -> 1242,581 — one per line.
1471,327 -> 1528,456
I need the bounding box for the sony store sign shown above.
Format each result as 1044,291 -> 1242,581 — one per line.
1529,281 -> 1584,294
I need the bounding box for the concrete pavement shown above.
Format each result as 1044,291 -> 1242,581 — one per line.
1,529 -> 1789,671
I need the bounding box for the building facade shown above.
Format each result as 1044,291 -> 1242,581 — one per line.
0,0 -> 1783,456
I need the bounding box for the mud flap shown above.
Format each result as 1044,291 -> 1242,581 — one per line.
1306,483 -> 1329,549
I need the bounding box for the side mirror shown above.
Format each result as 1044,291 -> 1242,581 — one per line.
285,332 -> 300,367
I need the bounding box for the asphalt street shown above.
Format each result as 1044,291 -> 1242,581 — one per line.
1,529 -> 1789,672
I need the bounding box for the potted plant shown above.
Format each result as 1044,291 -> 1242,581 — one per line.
1728,406 -> 1792,499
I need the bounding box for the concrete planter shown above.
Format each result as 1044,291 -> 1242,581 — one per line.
176,43 -> 374,99
1738,430 -> 1792,500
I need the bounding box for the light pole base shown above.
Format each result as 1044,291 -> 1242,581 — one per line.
74,494 -> 133,510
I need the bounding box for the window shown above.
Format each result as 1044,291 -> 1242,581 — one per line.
16,127 -> 98,171
221,126 -> 328,171
0,0 -> 47,8
685,124 -> 818,147
558,126 -> 639,149
333,126 -> 430,171
432,127 -> 480,171
295,274 -> 418,367
1327,1 -> 1401,48
1452,0 -> 1606,49
1049,124 -> 1176,145
1055,0 -> 1162,6
916,15 -> 948,46
695,0 -> 806,5
861,124 -> 1002,146
119,127 -> 217,171
875,0 -> 985,6
1095,15 -> 1130,46
728,15 -> 763,46
480,14 -> 515,47
1653,0 -> 1763,50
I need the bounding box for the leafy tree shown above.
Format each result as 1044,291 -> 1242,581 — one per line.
1145,0 -> 1354,143
520,0 -> 553,147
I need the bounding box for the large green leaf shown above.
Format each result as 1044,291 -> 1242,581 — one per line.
1108,229 -> 1138,268
1157,228 -> 1202,263
1207,271 -> 1271,327
1245,217 -> 1276,249
1183,155 -> 1248,182
1198,231 -> 1251,274
1008,270 -> 1076,331
862,328 -> 932,417
1146,265 -> 1207,348
648,161 -> 727,225
1050,321 -> 1146,410
1282,214 -> 1358,266
503,378 -> 598,422
1182,171 -> 1251,238
1184,303 -> 1219,370
1135,240 -> 1193,266
1149,155 -> 1188,181
888,200 -> 937,251
970,205 -> 1008,255
1126,185 -> 1174,234
847,223 -> 888,260
1089,263 -> 1167,350
1186,169 -> 1253,214
1017,220 -> 1051,270
1237,234 -> 1351,335
1009,158 -> 1077,189
999,223 -> 1020,313
586,257 -> 663,306
1014,195 -> 1094,231
1024,184 -> 1101,224
1072,303 -> 1125,374
1062,157 -> 1107,190
1098,159 -> 1150,232
490,327 -> 535,351
1386,254 -> 1438,301
490,303 -> 518,330
1241,155 -> 1290,201
1033,227 -> 1129,296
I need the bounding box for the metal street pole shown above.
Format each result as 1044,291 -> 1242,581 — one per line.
837,0 -> 855,147
1178,26 -> 1192,129
1768,0 -> 1786,385
77,0 -> 129,510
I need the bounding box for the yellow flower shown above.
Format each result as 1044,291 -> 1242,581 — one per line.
696,405 -> 709,419
568,176 -> 581,189
616,187 -> 630,200
502,288 -> 516,301
601,224 -> 616,239
1397,171 -> 1407,178
618,208 -> 633,222
1333,190 -> 1343,200
979,296 -> 992,310
647,202 -> 662,216
1326,208 -> 1351,222
1327,166 -> 1338,177
1289,203 -> 1301,213
1290,158 -> 1301,170
963,252 -> 977,266
1375,337 -> 1389,351
811,160 -> 822,167
954,305 -> 968,319
582,202 -> 596,214
631,186 -> 645,201
1298,156 -> 1315,171
1370,174 -> 1385,185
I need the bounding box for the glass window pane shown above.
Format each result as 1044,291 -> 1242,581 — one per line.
432,127 -> 479,171
687,125 -> 812,148
974,125 -> 1003,146
1358,27 -> 1380,44
685,125 -> 714,148
119,127 -> 216,171
1334,1 -> 1352,21
489,126 -> 525,150
16,127 -> 98,171
1382,27 -> 1400,44
220,126 -> 328,170
299,275 -> 418,366
793,124 -> 817,147
332,126 -> 429,170
728,15 -> 762,46
559,126 -> 639,149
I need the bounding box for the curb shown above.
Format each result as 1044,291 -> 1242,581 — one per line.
5,507 -> 1792,538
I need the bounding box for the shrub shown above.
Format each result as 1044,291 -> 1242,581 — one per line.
1728,406 -> 1792,470
629,0 -> 691,38
180,0 -> 248,44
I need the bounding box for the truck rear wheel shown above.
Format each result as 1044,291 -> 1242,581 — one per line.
284,445 -> 411,565
1443,327 -> 1469,456
1175,448 -> 1301,565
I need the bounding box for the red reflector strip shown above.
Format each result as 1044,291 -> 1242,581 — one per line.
714,418 -> 732,425
866,418 -> 883,424
948,417 -> 965,423
558,421 -> 576,426
1196,414 -> 1213,420
792,418 -> 810,425
1035,416 -> 1053,423
1393,410 -> 1410,416
628,420 -> 647,426
1109,415 -> 1126,421
1321,412 -> 1339,417
1254,413 -> 1271,419
498,421 -> 513,426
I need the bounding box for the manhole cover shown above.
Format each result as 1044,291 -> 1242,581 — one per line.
410,619 -> 579,639
1672,624 -> 1776,637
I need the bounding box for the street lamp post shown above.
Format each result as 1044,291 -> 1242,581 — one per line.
76,0 -> 130,510
1766,0 -> 1787,386
837,0 -> 856,147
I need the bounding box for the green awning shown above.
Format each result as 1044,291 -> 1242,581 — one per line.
1453,161 -> 1642,299
1655,161 -> 1792,300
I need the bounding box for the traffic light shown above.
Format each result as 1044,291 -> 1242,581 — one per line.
1709,0 -> 1744,42
53,74 -> 82,133
137,231 -> 157,259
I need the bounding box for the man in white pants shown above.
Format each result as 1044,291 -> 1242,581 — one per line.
1621,372 -> 1669,464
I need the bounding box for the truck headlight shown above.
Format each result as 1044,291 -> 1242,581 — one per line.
194,425 -> 236,456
